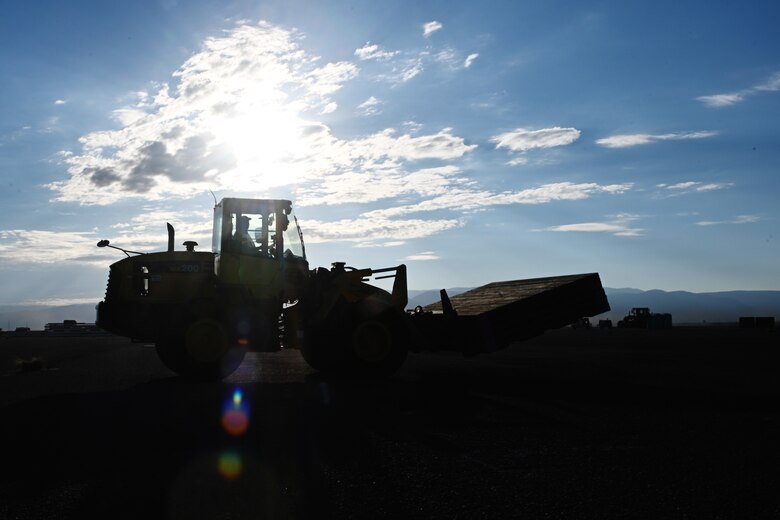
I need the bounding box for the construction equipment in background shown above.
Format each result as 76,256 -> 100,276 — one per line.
617,307 -> 673,329
571,317 -> 592,329
96,197 -> 610,379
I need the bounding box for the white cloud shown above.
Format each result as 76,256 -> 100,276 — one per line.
423,21 -> 442,37
321,102 -> 338,114
696,183 -> 730,192
54,99 -> 66,105
358,96 -> 382,116
659,181 -> 733,195
696,215 -> 760,226
48,22 -> 369,205
696,93 -> 744,108
400,59 -> 424,82
404,252 -> 440,261
464,53 -> 479,68
364,182 -> 632,218
111,108 -> 147,126
491,127 -> 581,152
22,297 -> 108,307
0,207 -> 214,268
697,71 -> 780,107
755,72 -> 780,92
355,42 -> 398,61
402,121 -> 423,133
596,131 -> 717,148
543,214 -> 643,237
663,181 -> 698,190
507,157 -> 529,166
302,217 -> 462,244
42,20 -> 634,254
435,48 -> 456,63
354,240 -> 407,249
0,229 -> 112,266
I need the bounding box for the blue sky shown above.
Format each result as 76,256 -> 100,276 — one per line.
1,0 -> 779,308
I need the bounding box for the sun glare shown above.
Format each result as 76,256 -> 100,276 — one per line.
210,100 -> 309,190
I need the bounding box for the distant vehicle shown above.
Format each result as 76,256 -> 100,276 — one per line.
571,317 -> 592,329
14,327 -> 31,332
44,320 -> 107,336
617,307 -> 672,329
739,316 -> 776,329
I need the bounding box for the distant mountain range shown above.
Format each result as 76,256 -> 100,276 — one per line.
408,287 -> 780,324
2,287 -> 779,331
600,288 -> 780,324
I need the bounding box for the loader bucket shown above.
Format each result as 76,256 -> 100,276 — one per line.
408,273 -> 610,355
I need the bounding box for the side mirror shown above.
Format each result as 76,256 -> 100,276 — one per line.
97,240 -> 110,247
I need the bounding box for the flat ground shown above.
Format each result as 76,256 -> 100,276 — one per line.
1,327 -> 778,519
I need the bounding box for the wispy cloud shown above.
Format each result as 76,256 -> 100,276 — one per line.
490,127 -> 580,165
491,126 -> 581,160
355,42 -> 398,61
543,214 -> 643,237
0,230 -> 109,265
696,215 -> 760,226
464,53 -> 479,68
21,297 -> 107,307
656,181 -> 733,195
321,102 -> 338,114
596,131 -> 717,148
697,71 -> 780,108
423,21 -> 442,37
302,217 -> 462,244
54,99 -> 66,105
0,208 -> 213,267
404,251 -> 440,261
357,96 -> 382,116
696,93 -> 744,108
362,182 -> 632,218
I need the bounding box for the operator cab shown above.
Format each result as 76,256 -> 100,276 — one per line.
212,198 -> 308,299
212,198 -> 306,260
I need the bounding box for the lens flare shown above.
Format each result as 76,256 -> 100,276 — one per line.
222,387 -> 249,436
218,451 -> 243,480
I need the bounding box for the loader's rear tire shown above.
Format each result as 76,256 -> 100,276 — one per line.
156,318 -> 245,380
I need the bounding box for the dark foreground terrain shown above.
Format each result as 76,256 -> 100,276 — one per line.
1,327 -> 778,519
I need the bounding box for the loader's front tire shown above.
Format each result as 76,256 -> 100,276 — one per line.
300,301 -> 409,378
156,318 -> 245,380
345,311 -> 409,377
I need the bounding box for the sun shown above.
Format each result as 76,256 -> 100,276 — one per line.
209,98 -> 310,191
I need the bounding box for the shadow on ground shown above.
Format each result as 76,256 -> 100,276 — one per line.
1,328 -> 779,519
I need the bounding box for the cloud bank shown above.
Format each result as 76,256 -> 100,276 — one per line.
35,20 -> 632,259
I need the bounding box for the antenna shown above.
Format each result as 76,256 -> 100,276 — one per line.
209,190 -> 217,206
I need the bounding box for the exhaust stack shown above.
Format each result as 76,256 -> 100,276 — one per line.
167,223 -> 174,252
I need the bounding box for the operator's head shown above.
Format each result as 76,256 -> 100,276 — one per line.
238,215 -> 251,231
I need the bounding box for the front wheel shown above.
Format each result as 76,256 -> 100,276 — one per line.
303,306 -> 409,378
156,318 -> 245,380
347,313 -> 408,377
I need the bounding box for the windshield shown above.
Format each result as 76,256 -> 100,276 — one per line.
282,207 -> 305,260
214,199 -> 305,261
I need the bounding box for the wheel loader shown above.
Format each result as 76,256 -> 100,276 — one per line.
96,197 -> 610,379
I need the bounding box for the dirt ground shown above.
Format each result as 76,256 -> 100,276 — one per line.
1,327 -> 778,519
